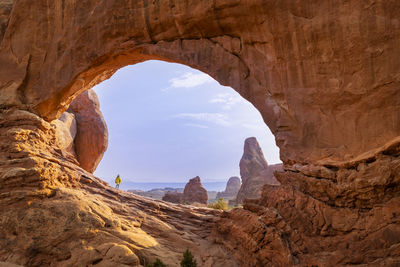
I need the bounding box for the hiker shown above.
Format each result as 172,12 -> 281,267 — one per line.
115,174 -> 122,189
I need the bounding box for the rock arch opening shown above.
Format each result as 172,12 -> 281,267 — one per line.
67,60 -> 281,196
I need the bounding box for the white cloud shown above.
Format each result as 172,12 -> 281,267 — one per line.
209,93 -> 243,110
184,123 -> 209,129
163,72 -> 215,91
173,113 -> 231,127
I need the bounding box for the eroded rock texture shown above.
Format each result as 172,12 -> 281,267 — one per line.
1,0 -> 400,266
216,176 -> 241,200
215,157 -> 400,266
236,137 -> 282,204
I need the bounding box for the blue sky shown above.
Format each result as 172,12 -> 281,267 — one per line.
93,60 -> 280,186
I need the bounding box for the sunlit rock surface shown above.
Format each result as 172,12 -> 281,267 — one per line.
1,0 -> 400,266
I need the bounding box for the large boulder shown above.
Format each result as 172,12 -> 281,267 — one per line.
162,177 -> 208,205
68,89 -> 108,173
236,137 -> 282,204
216,177 -> 241,200
183,176 -> 208,205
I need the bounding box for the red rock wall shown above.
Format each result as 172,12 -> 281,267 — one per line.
2,1 -> 400,165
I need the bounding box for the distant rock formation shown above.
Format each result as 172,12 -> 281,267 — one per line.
162,176 -> 208,205
67,89 -> 108,173
183,176 -> 208,205
129,188 -> 183,201
236,137 -> 282,204
216,177 -> 241,200
162,191 -> 184,204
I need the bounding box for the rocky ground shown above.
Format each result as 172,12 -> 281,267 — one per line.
0,109 -> 238,267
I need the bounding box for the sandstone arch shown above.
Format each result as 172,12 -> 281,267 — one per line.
2,0 -> 399,165
1,0 -> 400,266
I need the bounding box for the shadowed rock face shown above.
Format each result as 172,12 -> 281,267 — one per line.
216,176 -> 241,200
236,137 -> 281,204
1,1 -> 400,266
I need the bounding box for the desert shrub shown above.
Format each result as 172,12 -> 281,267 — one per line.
147,258 -> 166,267
181,248 -> 197,267
208,198 -> 228,210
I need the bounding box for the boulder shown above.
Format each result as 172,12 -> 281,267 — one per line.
162,177 -> 208,205
68,89 -> 108,173
183,176 -> 208,205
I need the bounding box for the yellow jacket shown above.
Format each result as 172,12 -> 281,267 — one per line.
115,175 -> 122,185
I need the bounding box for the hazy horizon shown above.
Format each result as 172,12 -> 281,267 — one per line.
93,60 -> 280,187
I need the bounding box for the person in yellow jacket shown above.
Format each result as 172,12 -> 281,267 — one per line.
115,174 -> 122,189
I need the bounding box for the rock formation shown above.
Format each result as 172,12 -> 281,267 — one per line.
45,89 -> 108,173
236,137 -> 282,204
162,177 -> 208,205
215,176 -> 241,200
68,89 -> 108,173
0,111 -> 237,267
183,176 -> 208,205
1,1 -> 400,266
162,191 -> 184,204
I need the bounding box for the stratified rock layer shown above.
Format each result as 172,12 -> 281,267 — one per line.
216,176 -> 241,200
236,137 -> 281,204
215,156 -> 400,266
1,1 -> 400,266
